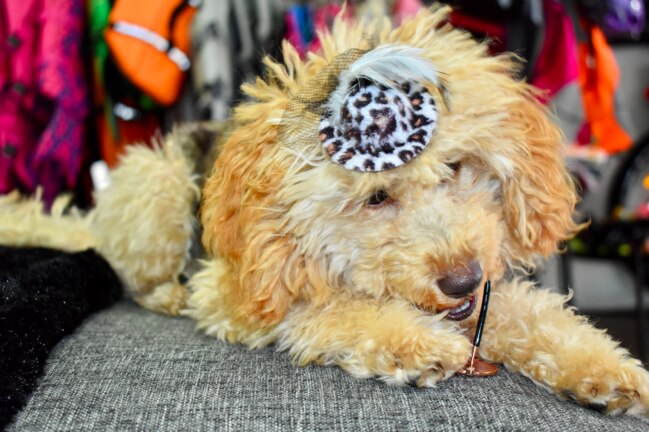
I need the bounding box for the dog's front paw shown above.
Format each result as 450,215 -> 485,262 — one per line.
559,359 -> 649,416
344,332 -> 472,388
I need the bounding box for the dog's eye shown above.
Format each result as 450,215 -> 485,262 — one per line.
366,189 -> 390,207
446,161 -> 461,172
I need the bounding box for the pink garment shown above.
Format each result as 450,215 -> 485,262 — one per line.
284,8 -> 307,58
285,4 -> 351,59
0,0 -> 89,207
531,0 -> 579,102
393,0 -> 424,25
308,4 -> 345,55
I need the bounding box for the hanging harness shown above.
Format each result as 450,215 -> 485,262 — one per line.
105,0 -> 201,106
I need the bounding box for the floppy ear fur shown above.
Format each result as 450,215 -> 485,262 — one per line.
200,128 -> 310,326
199,50 -> 311,327
500,90 -> 582,267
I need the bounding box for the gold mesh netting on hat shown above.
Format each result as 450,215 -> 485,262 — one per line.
276,48 -> 368,168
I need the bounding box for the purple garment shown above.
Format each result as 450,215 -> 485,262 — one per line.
603,0 -> 646,37
0,0 -> 89,207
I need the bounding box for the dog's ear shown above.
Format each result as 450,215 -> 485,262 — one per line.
200,126 -> 252,261
236,221 -> 308,326
200,114 -> 307,327
201,45 -> 301,259
498,91 -> 581,266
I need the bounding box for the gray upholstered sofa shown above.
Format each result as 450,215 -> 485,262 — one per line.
8,301 -> 649,431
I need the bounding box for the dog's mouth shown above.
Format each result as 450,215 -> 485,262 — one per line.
438,295 -> 477,321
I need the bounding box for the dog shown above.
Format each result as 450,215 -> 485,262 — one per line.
2,6 -> 646,418
182,7 -> 649,416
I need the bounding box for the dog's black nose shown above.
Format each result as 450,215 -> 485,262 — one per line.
438,261 -> 483,298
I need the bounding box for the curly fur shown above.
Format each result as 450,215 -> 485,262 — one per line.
0,191 -> 95,252
186,7 -> 649,417
91,138 -> 199,314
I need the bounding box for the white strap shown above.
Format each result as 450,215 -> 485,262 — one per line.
112,21 -> 169,52
111,21 -> 191,71
168,47 -> 191,71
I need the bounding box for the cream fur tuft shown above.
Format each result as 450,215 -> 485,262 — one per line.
0,190 -> 95,251
91,138 -> 199,313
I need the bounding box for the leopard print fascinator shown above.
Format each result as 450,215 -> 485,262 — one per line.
321,45 -> 450,172
280,45 -> 448,173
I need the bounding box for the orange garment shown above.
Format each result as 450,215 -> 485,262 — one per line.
105,0 -> 198,106
97,113 -> 160,168
577,22 -> 632,154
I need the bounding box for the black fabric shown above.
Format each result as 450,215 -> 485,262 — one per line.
0,246 -> 122,430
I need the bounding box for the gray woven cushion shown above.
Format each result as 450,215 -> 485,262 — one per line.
9,301 -> 649,431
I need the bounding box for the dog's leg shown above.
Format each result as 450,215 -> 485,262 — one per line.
481,279 -> 649,416
185,258 -> 277,346
92,141 -> 199,316
187,262 -> 471,385
273,296 -> 472,387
